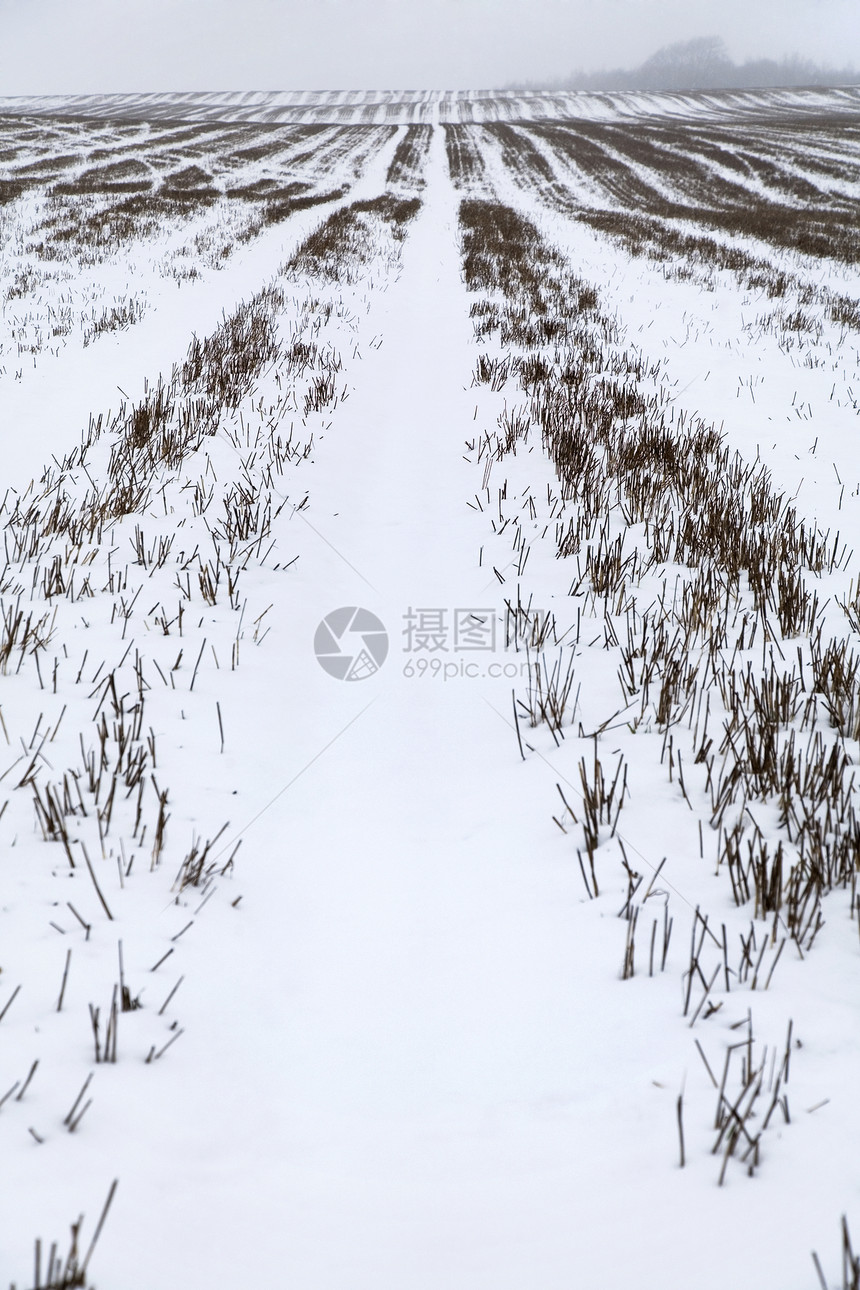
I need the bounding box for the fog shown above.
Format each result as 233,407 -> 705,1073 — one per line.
0,0 -> 857,93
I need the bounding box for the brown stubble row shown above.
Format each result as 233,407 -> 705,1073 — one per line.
0,190 -> 423,1287
457,194 -> 859,1205
474,116 -> 860,337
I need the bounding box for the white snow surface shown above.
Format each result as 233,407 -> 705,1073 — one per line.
2,85 -> 860,124
0,112 -> 859,1290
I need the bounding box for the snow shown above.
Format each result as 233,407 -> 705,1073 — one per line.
3,85 -> 860,125
0,101 -> 859,1289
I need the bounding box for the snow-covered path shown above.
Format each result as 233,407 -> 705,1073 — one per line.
106,129 -> 628,1290
63,129 -> 637,1290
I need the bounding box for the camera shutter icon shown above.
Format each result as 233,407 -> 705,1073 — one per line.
314,607 -> 389,681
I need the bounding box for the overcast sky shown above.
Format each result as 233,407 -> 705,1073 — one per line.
0,0 -> 857,93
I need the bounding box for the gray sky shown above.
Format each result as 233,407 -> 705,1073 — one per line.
0,0 -> 857,92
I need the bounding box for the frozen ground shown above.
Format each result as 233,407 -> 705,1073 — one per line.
0,96 -> 859,1289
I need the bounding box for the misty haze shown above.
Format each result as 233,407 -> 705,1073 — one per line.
514,35 -> 860,91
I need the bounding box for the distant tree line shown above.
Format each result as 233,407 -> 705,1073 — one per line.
509,37 -> 859,93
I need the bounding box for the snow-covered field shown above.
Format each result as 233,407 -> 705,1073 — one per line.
3,85 -> 860,122
1,90 -> 859,1289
